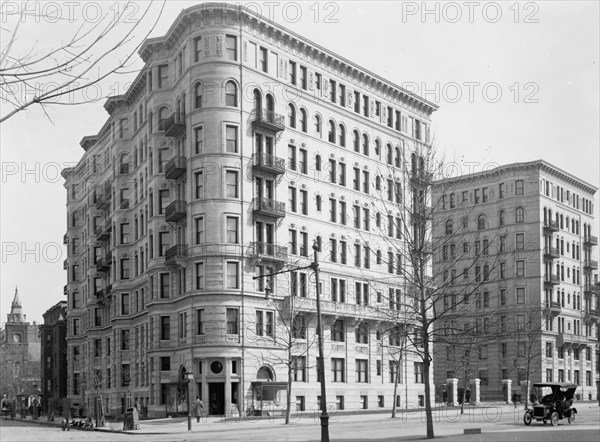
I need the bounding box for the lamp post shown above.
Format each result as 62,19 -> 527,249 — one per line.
185,372 -> 194,431
310,242 -> 329,442
251,240 -> 329,442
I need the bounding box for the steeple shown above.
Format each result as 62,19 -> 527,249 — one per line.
7,286 -> 25,323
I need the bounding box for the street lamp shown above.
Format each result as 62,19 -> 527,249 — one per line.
311,241 -> 330,442
185,372 -> 194,431
251,240 -> 329,442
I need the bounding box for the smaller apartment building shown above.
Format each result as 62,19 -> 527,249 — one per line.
432,160 -> 599,401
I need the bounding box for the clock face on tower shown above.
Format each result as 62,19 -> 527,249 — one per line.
12,334 -> 21,343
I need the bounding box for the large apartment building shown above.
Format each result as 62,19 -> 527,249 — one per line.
62,3 -> 438,418
432,161 -> 599,401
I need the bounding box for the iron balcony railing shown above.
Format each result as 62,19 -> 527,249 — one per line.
543,220 -> 559,233
165,244 -> 188,266
543,246 -> 560,259
249,242 -> 288,262
160,112 -> 186,138
165,200 -> 187,223
251,108 -> 285,132
252,153 -> 286,175
584,235 -> 598,246
252,197 -> 285,218
164,156 -> 187,180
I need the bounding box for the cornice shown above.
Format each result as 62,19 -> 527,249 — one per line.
137,2 -> 438,116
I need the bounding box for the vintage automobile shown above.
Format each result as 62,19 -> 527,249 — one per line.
523,382 -> 578,426
1,399 -> 15,419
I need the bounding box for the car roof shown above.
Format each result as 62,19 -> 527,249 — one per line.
532,382 -> 577,389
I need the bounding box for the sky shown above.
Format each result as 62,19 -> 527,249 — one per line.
1,1 -> 599,325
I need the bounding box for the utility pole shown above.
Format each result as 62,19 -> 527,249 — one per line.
252,240 -> 329,442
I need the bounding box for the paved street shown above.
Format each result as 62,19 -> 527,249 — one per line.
1,403 -> 599,441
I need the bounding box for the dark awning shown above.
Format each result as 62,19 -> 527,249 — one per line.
251,382 -> 287,401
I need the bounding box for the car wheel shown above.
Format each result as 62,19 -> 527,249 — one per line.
568,411 -> 576,424
550,411 -> 559,426
523,412 -> 532,426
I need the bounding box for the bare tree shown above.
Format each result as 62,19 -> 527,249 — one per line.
0,0 -> 165,123
364,139 -> 510,438
245,271 -> 317,424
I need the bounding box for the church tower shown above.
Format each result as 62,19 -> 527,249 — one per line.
6,287 -> 25,324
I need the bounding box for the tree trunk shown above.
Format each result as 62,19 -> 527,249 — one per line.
285,363 -> 292,424
422,325 -> 434,439
391,357 -> 401,418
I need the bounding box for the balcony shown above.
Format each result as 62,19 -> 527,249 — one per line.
94,222 -> 110,242
160,112 -> 186,138
249,242 -> 288,265
584,259 -> 598,271
585,307 -> 600,323
283,297 -> 383,322
557,332 -> 588,347
544,274 -> 560,287
584,235 -> 598,247
546,301 -> 562,316
165,244 -> 188,267
543,220 -> 559,233
252,197 -> 285,218
544,246 -> 560,260
64,285 -> 68,297
252,153 -> 286,175
251,108 -> 285,133
96,252 -> 112,272
164,156 -> 187,180
165,200 -> 187,223
63,259 -> 68,270
95,193 -> 111,211
584,284 -> 600,297
63,234 -> 68,245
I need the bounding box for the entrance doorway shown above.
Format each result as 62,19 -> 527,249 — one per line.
208,382 -> 225,415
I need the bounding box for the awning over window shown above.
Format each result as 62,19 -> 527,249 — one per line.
250,381 -> 287,401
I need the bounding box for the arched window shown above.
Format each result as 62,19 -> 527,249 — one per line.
314,114 -> 322,136
353,130 -> 360,152
445,220 -> 453,235
395,146 -> 401,167
158,106 -> 169,131
376,250 -> 382,264
288,104 -> 296,128
315,154 -> 321,171
375,212 -> 381,227
315,235 -> 322,251
419,156 -> 425,175
411,153 -> 417,175
316,195 -> 322,211
516,207 -> 524,223
338,124 -> 346,146
328,120 -> 335,143
266,94 -> 274,112
253,89 -> 262,113
374,139 -> 381,158
225,81 -> 237,106
560,214 -> 564,228
386,143 -> 393,164
499,210 -> 505,226
375,175 -> 381,191
477,215 -> 486,230
119,153 -> 130,174
300,108 -> 307,132
362,134 -> 369,156
194,83 -> 202,109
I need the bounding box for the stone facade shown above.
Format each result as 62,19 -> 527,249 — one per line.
62,3 -> 438,418
432,161 -> 599,401
40,301 -> 68,414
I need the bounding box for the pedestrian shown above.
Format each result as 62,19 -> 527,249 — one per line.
194,397 -> 204,423
511,392 -> 518,409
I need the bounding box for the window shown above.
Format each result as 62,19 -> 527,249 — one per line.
355,323 -> 368,344
194,171 -> 204,199
195,262 -> 204,290
356,359 -> 368,383
292,315 -> 306,339
292,356 -> 306,382
258,47 -> 268,72
516,287 -> 525,304
477,215 -> 486,230
195,217 -> 204,244
225,171 -> 238,198
194,126 -> 204,154
332,358 -> 345,382
332,319 -> 345,342
226,308 -> 239,334
515,207 -> 524,223
545,342 -> 553,358
515,179 -> 524,195
516,260 -> 525,277
193,36 -> 202,62
289,60 -> 297,84
225,35 -> 237,60
160,316 -> 170,340
227,262 -> 239,289
288,104 -> 296,128
226,217 -> 239,243
328,120 -> 335,143
499,210 -> 505,226
225,125 -> 238,152
225,81 -> 237,106
414,362 -> 424,383
299,108 -> 307,132
445,220 -> 453,235
157,64 -> 168,89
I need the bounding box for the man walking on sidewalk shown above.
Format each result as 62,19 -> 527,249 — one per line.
194,397 -> 204,423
